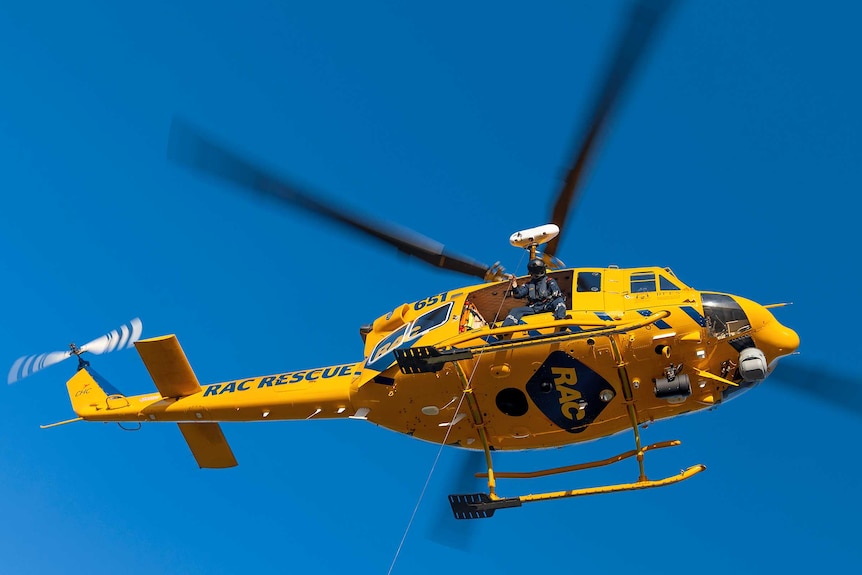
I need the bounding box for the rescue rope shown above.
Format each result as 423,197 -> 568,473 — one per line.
490,251 -> 528,325
388,253 -> 526,573
386,391 -> 469,575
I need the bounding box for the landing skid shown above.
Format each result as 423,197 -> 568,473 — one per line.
392,342 -> 708,520
443,355 -> 706,520
449,443 -> 705,519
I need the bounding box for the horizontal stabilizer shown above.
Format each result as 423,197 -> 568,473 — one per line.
178,422 -> 237,468
135,335 -> 201,398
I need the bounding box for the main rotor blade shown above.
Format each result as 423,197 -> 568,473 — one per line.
544,0 -> 676,257
771,360 -> 862,420
168,119 -> 492,280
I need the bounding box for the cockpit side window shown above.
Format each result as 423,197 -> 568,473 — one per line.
630,272 -> 656,293
659,275 -> 681,291
576,271 -> 602,292
702,293 -> 751,338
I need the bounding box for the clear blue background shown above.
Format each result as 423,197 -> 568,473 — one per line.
1,1 -> 860,574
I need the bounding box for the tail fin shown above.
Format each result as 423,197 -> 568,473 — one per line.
65,366 -> 119,417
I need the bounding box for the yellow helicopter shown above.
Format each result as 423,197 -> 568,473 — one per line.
8,0 -> 801,520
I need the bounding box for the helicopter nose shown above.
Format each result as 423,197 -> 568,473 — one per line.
756,320 -> 800,358
735,297 -> 800,359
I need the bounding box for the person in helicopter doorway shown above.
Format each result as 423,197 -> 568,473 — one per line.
502,258 -> 568,327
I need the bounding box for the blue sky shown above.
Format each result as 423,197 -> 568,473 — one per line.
1,1 -> 860,573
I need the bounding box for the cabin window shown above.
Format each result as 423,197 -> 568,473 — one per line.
630,272 -> 656,293
365,302 -> 453,371
406,302 -> 453,341
367,324 -> 409,369
576,271 -> 602,292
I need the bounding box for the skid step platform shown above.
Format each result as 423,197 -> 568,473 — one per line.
394,346 -> 473,374
448,493 -> 522,519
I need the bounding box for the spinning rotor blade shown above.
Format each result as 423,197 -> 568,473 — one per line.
79,317 -> 143,355
772,360 -> 862,419
8,318 -> 143,384
7,351 -> 73,384
544,0 -> 676,258
168,119 -> 494,280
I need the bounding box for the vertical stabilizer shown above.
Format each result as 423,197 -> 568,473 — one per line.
65,367 -> 110,417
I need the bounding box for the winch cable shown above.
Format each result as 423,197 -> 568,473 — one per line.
388,253 -> 526,573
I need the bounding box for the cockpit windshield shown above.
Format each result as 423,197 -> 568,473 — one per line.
701,293 -> 751,339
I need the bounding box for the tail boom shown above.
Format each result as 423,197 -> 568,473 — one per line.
61,333 -> 365,468
65,363 -> 362,424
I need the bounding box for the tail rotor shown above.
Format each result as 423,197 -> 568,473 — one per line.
7,318 -> 143,384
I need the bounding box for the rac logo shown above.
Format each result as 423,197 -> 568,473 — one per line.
552,367 -> 584,421
525,351 -> 614,434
